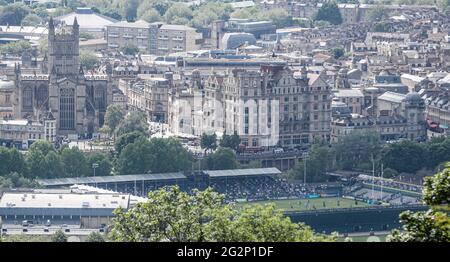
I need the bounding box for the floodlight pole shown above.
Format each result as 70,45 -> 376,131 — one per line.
92,163 -> 99,188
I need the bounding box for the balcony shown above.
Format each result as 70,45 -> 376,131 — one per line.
172,37 -> 184,41
108,33 -> 119,37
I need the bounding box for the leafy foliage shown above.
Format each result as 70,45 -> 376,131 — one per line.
387,164 -> 450,242
314,1 -> 342,25
115,137 -> 191,175
51,230 -> 68,242
206,147 -> 238,170
200,133 -> 217,153
80,50 -> 99,70
109,186 -> 336,242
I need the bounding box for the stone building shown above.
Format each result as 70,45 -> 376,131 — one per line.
170,65 -> 332,149
12,18 -> 113,138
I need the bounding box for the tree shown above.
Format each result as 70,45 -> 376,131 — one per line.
116,138 -> 191,175
109,186 -> 335,242
104,104 -> 125,135
51,230 -> 68,242
61,147 -> 89,177
206,147 -> 238,170
0,3 -> 30,26
164,3 -> 193,24
80,50 -> 99,71
125,0 -> 139,21
0,147 -> 26,176
334,130 -> 381,171
119,44 -> 139,56
258,8 -> 293,28
0,41 -> 32,56
79,32 -> 95,40
116,137 -> 153,175
220,131 -> 241,152
26,141 -> 56,178
21,14 -> 42,26
231,6 -> 260,19
332,47 -> 345,59
288,143 -> 335,183
44,151 -> 64,179
86,232 -> 105,242
87,152 -> 112,177
314,1 -> 342,25
387,163 -> 450,242
190,3 -> 232,29
200,133 -> 217,153
115,111 -> 149,136
115,131 -> 146,155
140,8 -> 162,23
381,140 -> 425,173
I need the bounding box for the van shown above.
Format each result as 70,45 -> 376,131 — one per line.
22,220 -> 29,227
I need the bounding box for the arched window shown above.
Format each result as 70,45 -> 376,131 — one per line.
23,87 -> 33,110
60,88 -> 75,130
36,85 -> 48,108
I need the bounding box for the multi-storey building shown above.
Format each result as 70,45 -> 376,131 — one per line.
170,65 -> 332,149
106,20 -> 151,51
149,23 -> 202,55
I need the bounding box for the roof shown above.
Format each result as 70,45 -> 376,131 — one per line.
0,192 -> 130,209
230,1 -> 255,9
38,173 -> 187,187
160,24 -> 196,31
334,89 -> 364,98
204,168 -> 281,178
56,8 -> 118,30
401,74 -> 425,83
109,20 -> 150,29
378,91 -> 406,103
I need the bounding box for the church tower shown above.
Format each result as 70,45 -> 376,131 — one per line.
48,17 -> 80,76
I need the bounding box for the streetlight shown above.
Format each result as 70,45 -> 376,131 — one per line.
303,152 -> 309,186
92,163 -> 99,188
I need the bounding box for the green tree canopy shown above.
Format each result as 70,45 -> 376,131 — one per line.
104,104 -> 125,135
115,131 -> 146,155
51,230 -> 68,242
314,1 -> 343,25
0,41 -> 32,56
164,3 -> 193,24
109,186 -> 336,242
206,147 -> 238,170
119,44 -> 139,56
80,50 -> 99,71
86,232 -> 106,242
87,152 -> 112,177
61,147 -> 89,177
115,111 -> 149,136
219,131 -> 240,152
388,163 -> 450,242
200,133 -> 217,153
116,137 -> 191,175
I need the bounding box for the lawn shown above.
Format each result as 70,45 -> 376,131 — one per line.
236,197 -> 370,212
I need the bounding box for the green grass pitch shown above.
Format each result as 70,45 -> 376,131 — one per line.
236,197 -> 370,211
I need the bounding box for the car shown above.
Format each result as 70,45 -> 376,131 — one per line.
64,228 -> 70,233
273,148 -> 284,154
22,220 -> 29,227
45,220 -> 51,227
44,228 -> 49,232
62,224 -> 68,227
22,228 -> 28,232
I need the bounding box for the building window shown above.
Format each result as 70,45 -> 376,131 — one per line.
23,87 -> 33,110
60,88 -> 75,130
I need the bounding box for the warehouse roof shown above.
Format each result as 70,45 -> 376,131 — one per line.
38,172 -> 187,187
204,168 -> 281,178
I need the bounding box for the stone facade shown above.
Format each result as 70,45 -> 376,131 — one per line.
12,18 -> 112,137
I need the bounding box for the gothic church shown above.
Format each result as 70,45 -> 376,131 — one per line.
13,17 -> 112,137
